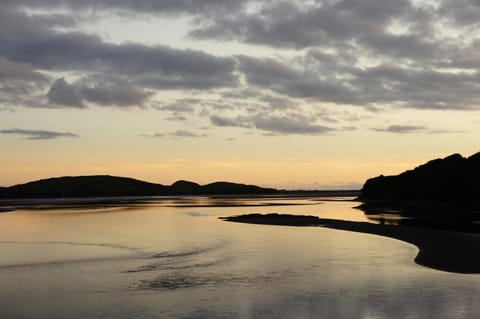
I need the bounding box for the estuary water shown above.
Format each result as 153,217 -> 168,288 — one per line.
0,196 -> 479,319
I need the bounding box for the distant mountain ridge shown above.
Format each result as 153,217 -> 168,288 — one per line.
0,175 -> 277,198
359,152 -> 480,203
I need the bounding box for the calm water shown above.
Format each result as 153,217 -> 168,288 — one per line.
0,196 -> 479,319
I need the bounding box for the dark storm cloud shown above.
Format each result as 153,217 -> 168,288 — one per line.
237,53 -> 480,110
3,0 -> 480,116
0,5 -> 75,107
0,5 -> 77,41
11,0 -> 246,16
0,128 -> 78,140
237,56 -> 357,105
47,78 -> 152,108
192,0 -> 444,63
235,54 -> 360,104
0,57 -> 51,109
0,1 -> 239,109
0,58 -> 48,83
190,0 -> 411,49
360,33 -> 440,60
6,32 -> 238,90
185,0 -> 480,111
188,0 -> 447,63
446,45 -> 480,70
439,0 -> 480,25
350,65 -> 480,110
0,58 -> 49,96
47,78 -> 84,108
80,84 -> 152,107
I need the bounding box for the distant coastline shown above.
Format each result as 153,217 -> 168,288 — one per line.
0,175 -> 360,199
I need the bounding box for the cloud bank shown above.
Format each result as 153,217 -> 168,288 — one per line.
1,0 -> 479,136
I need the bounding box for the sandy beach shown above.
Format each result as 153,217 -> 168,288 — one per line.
222,214 -> 480,274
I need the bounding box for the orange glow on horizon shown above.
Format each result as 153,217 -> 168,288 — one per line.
0,154 -> 438,189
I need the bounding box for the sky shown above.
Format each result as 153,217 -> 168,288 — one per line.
1,0 -> 480,189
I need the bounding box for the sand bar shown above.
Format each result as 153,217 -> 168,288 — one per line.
221,213 -> 480,274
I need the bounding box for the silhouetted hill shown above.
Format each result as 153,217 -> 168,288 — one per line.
168,180 -> 201,195
359,152 -> 480,204
0,175 -> 279,198
3,175 -> 166,198
201,182 -> 276,194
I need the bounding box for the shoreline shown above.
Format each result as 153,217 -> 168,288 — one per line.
0,193 -> 358,210
221,214 -> 480,274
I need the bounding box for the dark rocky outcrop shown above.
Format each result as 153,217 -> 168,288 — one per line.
359,152 -> 480,204
221,213 -> 322,226
357,152 -> 480,231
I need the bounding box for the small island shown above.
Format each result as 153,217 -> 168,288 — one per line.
0,175 -> 360,201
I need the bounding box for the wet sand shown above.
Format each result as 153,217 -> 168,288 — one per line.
221,214 -> 480,274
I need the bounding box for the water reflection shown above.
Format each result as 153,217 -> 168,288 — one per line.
357,201 -> 480,233
0,196 -> 479,319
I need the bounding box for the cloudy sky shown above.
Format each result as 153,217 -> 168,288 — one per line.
1,0 -> 480,189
